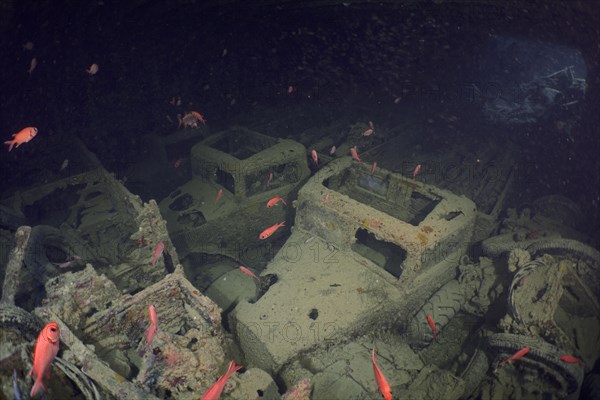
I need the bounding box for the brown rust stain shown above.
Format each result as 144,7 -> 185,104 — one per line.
417,232 -> 428,246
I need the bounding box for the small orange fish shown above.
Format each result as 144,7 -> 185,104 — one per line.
151,241 -> 164,267
148,304 -> 158,326
259,221 -> 285,240
191,111 -> 206,124
371,348 -> 392,400
179,112 -> 201,128
215,188 -> 223,205
173,158 -> 183,168
323,193 -> 330,203
499,346 -> 530,367
86,63 -> 99,75
559,355 -> 584,366
350,146 -> 361,162
146,305 -> 157,350
426,314 -> 437,341
287,85 -> 294,94
30,322 -> 60,397
28,57 -> 37,75
239,266 -> 259,280
266,196 -> 286,208
4,127 -> 38,152
371,161 -> 377,175
311,149 -> 318,166
412,163 -> 422,179
361,128 -> 374,136
201,360 -> 243,400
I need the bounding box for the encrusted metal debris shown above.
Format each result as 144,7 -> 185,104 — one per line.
1,226 -> 30,306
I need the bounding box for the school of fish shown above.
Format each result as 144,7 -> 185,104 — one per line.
6,42 -> 523,400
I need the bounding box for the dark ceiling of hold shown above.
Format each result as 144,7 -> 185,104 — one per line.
0,0 -> 599,226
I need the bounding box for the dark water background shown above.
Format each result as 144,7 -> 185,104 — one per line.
1,0 -> 599,240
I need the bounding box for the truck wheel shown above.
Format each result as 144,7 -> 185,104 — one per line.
485,332 -> 584,397
406,279 -> 465,348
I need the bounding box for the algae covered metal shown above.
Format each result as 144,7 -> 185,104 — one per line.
231,156 -> 477,371
159,126 -> 311,264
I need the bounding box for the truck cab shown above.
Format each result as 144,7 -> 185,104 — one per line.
159,126 -> 311,264
231,156 -> 477,372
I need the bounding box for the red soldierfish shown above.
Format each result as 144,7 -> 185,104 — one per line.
151,241 -> 164,267
215,188 -> 223,205
426,314 -> 437,341
201,360 -> 243,400
371,348 -> 392,400
30,322 -> 60,397
311,149 -> 318,166
190,111 -> 206,125
499,347 -> 530,367
266,196 -> 286,208
4,127 -> 38,152
560,355 -> 585,366
259,221 -> 285,239
146,305 -> 157,350
412,163 -> 422,179
239,266 -> 259,280
350,146 -> 361,162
